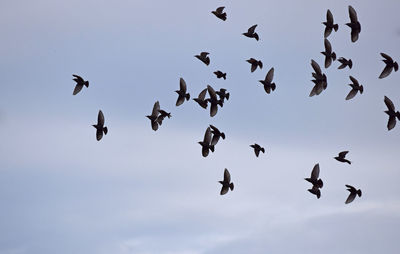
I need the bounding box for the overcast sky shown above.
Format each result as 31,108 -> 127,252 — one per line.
0,0 -> 400,253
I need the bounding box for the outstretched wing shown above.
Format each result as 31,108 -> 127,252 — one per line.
349,76 -> 359,86
179,78 -> 187,92
348,5 -> 358,23
326,9 -> 334,24
152,101 -> 160,117
379,65 -> 393,79
73,84 -> 83,95
97,110 -> 104,126
384,96 -> 395,111
311,60 -> 322,75
224,168 -> 231,183
339,151 -> 349,158
311,163 -> 320,180
265,67 -> 274,83
381,53 -> 393,62
324,38 -> 332,53
198,88 -> 208,100
345,192 -> 356,204
203,127 -> 212,144
248,24 -> 257,33
216,6 -> 225,13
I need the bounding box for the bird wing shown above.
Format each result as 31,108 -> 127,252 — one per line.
250,63 -> 257,72
203,127 -> 212,144
210,103 -> 218,117
197,88 -> 208,101
98,110 -> 104,126
224,168 -> 231,183
324,55 -> 332,69
73,84 -> 83,95
96,129 -> 103,141
351,30 -> 359,43
348,5 -> 358,23
311,163 -> 320,180
220,185 -> 229,195
216,6 -> 225,13
345,89 -> 358,100
379,65 -> 393,79
211,135 -> 220,146
265,67 -> 274,83
200,52 -> 209,57
152,101 -> 160,117
345,184 -> 356,191
176,95 -> 185,106
151,120 -> 159,131
248,24 -> 257,33
311,60 -> 322,75
207,85 -> 217,100
384,96 -> 395,111
72,74 -> 84,83
339,151 -> 349,158
380,53 -> 393,62
179,77 -> 187,92
388,116 -> 396,130
349,76 -> 359,86
345,192 -> 356,204
326,9 -> 334,24
324,38 -> 332,53
254,148 -> 260,157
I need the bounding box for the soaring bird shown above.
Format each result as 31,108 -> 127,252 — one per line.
379,53 -> 398,79
259,67 -> 276,94
212,6 -> 227,21
72,74 -> 89,95
310,60 -> 327,97
345,185 -> 362,204
214,70 -> 227,80
323,9 -> 339,38
210,124 -> 225,146
247,58 -> 263,72
250,143 -> 265,157
176,78 -> 190,106
93,110 -> 108,141
321,38 -> 336,68
219,168 -> 234,195
198,127 -> 215,157
384,96 -> 400,130
305,163 -> 323,189
243,24 -> 259,41
346,5 -> 361,43
193,88 -> 208,109
195,52 -> 210,66
335,151 -> 351,164
338,57 -> 353,69
346,76 -> 364,100
207,85 -> 222,117
146,101 -> 160,131
216,88 -> 230,104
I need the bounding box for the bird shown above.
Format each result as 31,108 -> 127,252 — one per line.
345,185 -> 362,204
219,168 -> 234,195
193,88 -> 208,109
92,110 -> 108,141
379,53 -> 398,79
198,127 -> 215,157
384,96 -> 400,130
146,101 -> 160,131
214,70 -> 227,80
305,163 -> 323,189
337,57 -> 353,69
211,6 -> 227,21
250,143 -> 265,157
308,185 -> 321,199
323,9 -> 339,38
176,78 -> 190,106
321,38 -> 336,68
72,74 -> 89,95
259,67 -> 276,94
346,76 -> 364,100
346,5 -> 361,43
157,109 -> 171,126
206,85 -> 223,117
310,60 -> 327,97
243,24 -> 259,41
195,52 -> 210,66
216,88 -> 230,104
335,151 -> 351,164
210,124 -> 225,146
247,58 -> 263,72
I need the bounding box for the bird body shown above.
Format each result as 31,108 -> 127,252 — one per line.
72,74 -> 89,95
206,85 -> 222,117
93,110 -> 108,141
214,71 -> 227,80
310,60 -> 327,97
247,58 -> 263,72
259,67 -> 276,94
212,6 -> 227,21
195,52 -> 210,65
384,96 -> 400,130
345,185 -> 362,204
219,168 -> 234,195
243,24 -> 259,41
250,143 -> 265,157
321,38 -> 336,68
323,9 -> 339,38
175,78 -> 190,106
379,53 -> 398,79
198,127 -> 215,157
335,151 -> 351,164
338,57 -> 353,69
345,76 -> 363,100
346,5 -> 361,42
305,163 -> 323,189
146,101 -> 161,131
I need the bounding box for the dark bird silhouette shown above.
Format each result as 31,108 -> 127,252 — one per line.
250,143 -> 265,157
195,52 -> 210,66
214,70 -> 227,80
345,185 -> 362,204
379,53 -> 398,79
198,127 -> 215,157
219,168 -> 234,195
216,88 -> 230,104
157,109 -> 171,126
335,151 -> 351,164
338,57 -> 353,69
146,101 -> 160,131
72,74 -> 89,95
93,110 -> 108,141
210,124 -> 225,146
259,67 -> 276,94
346,5 -> 361,43
308,186 -> 321,199
384,96 -> 400,130
346,76 -> 364,100
243,24 -> 259,41
305,163 -> 323,189
321,39 -> 336,68
310,60 -> 327,97
323,9 -> 339,38
193,88 -> 208,109
212,6 -> 227,21
207,85 -> 223,117
176,78 -> 190,106
247,58 -> 263,72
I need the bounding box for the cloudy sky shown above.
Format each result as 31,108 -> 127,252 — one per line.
0,0 -> 400,253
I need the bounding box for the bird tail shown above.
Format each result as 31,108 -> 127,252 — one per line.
226,93 -> 230,100
229,183 -> 234,191
317,179 -> 323,188
261,148 -> 265,153
332,52 -> 336,61
349,60 -> 353,69
222,73 -> 226,80
254,33 -> 259,41
271,83 -> 276,91
357,190 -> 362,197
221,133 -> 225,139
185,93 -> 190,101
394,62 -> 399,72
210,145 -> 215,152
84,81 -> 89,87
218,100 -> 224,107
103,127 -> 108,135
396,111 -> 400,121
258,61 -> 263,69
359,85 -> 363,94
333,24 -> 339,32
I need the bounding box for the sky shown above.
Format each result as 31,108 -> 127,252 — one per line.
0,0 -> 400,253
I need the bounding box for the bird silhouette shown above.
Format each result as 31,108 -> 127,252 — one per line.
305,163 -> 323,189
157,109 -> 171,126
259,67 -> 276,94
335,151 -> 351,164
219,168 -> 234,195
176,78 -> 190,106
243,25 -> 259,41
308,185 -> 321,199
321,38 -> 336,68
216,88 -> 230,104
198,127 -> 215,157
250,143 -> 265,157
346,76 -> 363,100
345,185 -> 362,204
214,70 -> 227,80
93,110 -> 108,141
379,53 -> 398,79
212,6 -> 227,21
337,57 -> 353,69
206,85 -> 223,117
323,9 -> 339,38
346,5 -> 361,43
247,58 -> 263,72
384,96 -> 400,130
193,88 -> 208,109
210,124 -> 225,146
146,101 -> 160,131
310,60 -> 327,97
72,74 -> 89,95
195,52 -> 210,66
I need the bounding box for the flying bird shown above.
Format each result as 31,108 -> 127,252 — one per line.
210,124 -> 225,146
379,53 -> 398,79
211,6 -> 227,21
250,143 -> 265,157
321,38 -> 336,68
335,151 -> 351,164
214,70 -> 227,80
216,88 -> 230,104
146,101 -> 160,131
195,52 -> 210,66
384,96 -> 400,130
345,185 -> 362,204
157,109 -> 171,126
193,88 -> 208,109
308,186 -> 321,199
310,60 -> 327,97
243,24 -> 259,41
72,74 -> 89,95
346,5 -> 361,42
323,9 -> 339,38
176,78 -> 190,106
346,76 -> 364,100
259,67 -> 276,94
206,85 -> 223,117
247,58 -> 263,72
338,57 -> 353,69
305,163 -> 323,189
219,168 -> 234,195
198,127 -> 215,157
92,110 -> 108,141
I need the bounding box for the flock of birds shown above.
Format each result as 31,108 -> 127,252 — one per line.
71,5 -> 398,203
